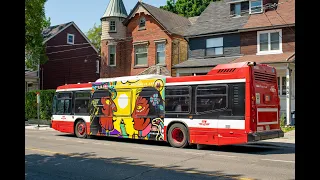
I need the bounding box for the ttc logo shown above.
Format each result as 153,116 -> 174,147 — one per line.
199,120 -> 210,126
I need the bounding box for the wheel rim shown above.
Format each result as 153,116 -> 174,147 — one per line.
172,128 -> 184,143
78,123 -> 86,135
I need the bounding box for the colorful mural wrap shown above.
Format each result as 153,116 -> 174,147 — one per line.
89,78 -> 165,141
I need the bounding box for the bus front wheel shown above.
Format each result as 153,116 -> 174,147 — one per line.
75,120 -> 87,138
167,123 -> 189,148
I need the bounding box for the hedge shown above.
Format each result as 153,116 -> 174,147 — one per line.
25,89 -> 56,120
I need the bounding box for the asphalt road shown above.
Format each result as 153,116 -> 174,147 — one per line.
25,129 -> 295,180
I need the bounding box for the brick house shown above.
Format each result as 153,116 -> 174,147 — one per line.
232,0 -> 295,122
175,0 -> 294,123
176,0 -> 248,76
40,21 -> 100,90
100,0 -> 191,77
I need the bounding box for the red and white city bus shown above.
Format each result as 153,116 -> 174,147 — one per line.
51,61 -> 284,148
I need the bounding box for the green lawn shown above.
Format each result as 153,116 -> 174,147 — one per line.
281,126 -> 295,133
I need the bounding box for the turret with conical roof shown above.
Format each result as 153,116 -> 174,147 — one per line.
100,0 -> 129,78
101,0 -> 128,41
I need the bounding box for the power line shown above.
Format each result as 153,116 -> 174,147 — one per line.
46,46 -> 93,55
46,43 -> 91,48
263,12 -> 295,50
273,8 -> 295,35
47,54 -> 99,62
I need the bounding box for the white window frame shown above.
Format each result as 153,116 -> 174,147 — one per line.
134,43 -> 148,66
108,45 -> 116,66
257,29 -> 283,55
67,34 -> 74,44
139,17 -> 146,29
249,0 -> 263,14
156,42 -> 166,65
109,20 -> 116,32
206,37 -> 224,56
96,60 -> 100,73
277,72 -> 295,98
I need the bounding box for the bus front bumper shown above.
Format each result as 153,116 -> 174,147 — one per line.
247,130 -> 284,142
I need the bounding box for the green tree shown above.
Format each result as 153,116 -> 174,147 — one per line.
25,0 -> 51,70
86,23 -> 102,53
160,0 -> 218,17
160,0 -> 177,14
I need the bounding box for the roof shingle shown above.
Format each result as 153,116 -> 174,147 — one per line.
184,0 -> 249,37
242,0 -> 295,30
42,22 -> 73,42
173,56 -> 240,68
232,52 -> 295,64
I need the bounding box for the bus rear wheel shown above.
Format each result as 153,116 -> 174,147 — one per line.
75,120 -> 87,138
168,123 -> 189,148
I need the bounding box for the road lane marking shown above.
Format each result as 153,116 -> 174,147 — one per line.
26,148 -> 68,155
79,159 -> 90,162
56,138 -> 67,141
93,142 -> 103,145
184,152 -> 202,155
261,159 -> 294,163
210,154 -> 236,158
132,147 -> 162,151
54,163 -> 61,166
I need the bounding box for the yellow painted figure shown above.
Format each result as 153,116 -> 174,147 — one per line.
89,78 -> 165,141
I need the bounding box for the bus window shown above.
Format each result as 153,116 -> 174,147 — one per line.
55,92 -> 72,115
74,91 -> 91,115
196,85 -> 228,114
52,95 -> 57,115
165,86 -> 191,113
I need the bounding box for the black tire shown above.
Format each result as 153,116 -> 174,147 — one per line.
75,120 -> 87,138
167,123 -> 189,148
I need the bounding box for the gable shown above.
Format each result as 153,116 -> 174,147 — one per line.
132,4 -> 150,16
42,22 -> 98,53
123,2 -> 191,36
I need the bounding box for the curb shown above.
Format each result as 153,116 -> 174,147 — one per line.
25,124 -> 54,131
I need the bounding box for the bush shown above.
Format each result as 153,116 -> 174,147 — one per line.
280,113 -> 286,127
25,89 -> 56,120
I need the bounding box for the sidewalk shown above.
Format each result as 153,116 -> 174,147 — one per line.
257,130 -> 295,148
25,123 -> 54,131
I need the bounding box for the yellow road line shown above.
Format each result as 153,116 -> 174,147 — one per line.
26,148 -> 63,155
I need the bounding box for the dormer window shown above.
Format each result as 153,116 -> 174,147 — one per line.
249,0 -> 263,14
109,21 -> 116,32
139,17 -> 146,30
230,0 -> 249,17
67,34 -> 74,44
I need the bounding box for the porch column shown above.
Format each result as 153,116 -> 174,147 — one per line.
286,64 -> 292,126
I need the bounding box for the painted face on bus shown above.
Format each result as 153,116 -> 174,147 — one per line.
101,97 -> 117,116
99,97 -> 117,131
132,96 -> 151,131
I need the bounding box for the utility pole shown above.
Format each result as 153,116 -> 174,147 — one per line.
36,92 -> 40,128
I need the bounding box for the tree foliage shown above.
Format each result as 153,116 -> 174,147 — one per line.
25,0 -> 51,70
160,0 -> 218,17
86,23 -> 102,53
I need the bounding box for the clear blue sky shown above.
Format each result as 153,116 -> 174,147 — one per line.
45,0 -> 167,34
